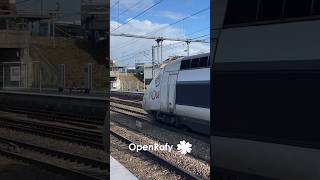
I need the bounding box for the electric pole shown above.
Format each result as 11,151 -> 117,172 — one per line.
51,1 -> 60,48
186,40 -> 191,56
155,38 -> 163,63
151,45 -> 155,79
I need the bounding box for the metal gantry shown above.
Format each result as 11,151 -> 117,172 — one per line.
110,32 -> 209,77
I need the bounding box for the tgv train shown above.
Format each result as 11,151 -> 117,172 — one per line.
213,0 -> 320,179
143,53 -> 210,134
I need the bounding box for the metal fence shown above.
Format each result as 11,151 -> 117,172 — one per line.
0,62 -> 28,88
0,61 -> 55,89
0,61 -> 106,93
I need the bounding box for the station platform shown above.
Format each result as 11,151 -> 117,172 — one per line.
110,156 -> 137,180
0,88 -> 106,98
0,89 -> 107,120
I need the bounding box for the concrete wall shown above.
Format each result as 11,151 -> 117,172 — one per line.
0,30 -> 30,48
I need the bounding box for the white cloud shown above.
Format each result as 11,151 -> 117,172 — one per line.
110,19 -> 210,67
159,11 -> 186,20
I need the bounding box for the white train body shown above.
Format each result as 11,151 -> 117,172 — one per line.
143,53 -> 210,134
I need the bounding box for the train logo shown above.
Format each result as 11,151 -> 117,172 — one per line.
150,90 -> 160,100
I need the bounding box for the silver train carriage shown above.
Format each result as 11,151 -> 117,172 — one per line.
212,0 -> 320,179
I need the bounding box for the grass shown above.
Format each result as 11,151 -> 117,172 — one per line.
29,36 -> 108,90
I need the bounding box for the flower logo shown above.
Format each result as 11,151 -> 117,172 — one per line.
177,140 -> 192,155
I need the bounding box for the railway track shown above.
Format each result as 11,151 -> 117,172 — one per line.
110,129 -> 202,180
0,115 -> 104,149
110,101 -> 209,143
110,91 -> 144,101
0,107 -> 103,127
0,136 -> 108,180
110,100 -> 210,164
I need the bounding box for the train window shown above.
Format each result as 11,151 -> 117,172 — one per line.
258,0 -> 284,21
313,0 -> 320,14
199,57 -> 208,67
191,58 -> 200,68
224,0 -> 259,25
284,0 -> 312,18
180,60 -> 191,70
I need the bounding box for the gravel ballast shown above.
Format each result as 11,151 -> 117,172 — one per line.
111,121 -> 210,179
111,111 -> 210,162
111,135 -> 184,180
0,155 -> 76,180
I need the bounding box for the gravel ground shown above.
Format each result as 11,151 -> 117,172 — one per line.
111,111 -> 210,162
111,121 -> 210,179
0,156 -> 74,180
111,134 -> 183,180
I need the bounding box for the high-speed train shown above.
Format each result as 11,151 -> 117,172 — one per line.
213,0 -> 320,179
143,53 -> 210,134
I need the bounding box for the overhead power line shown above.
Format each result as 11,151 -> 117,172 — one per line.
111,6 -> 209,50
111,28 -> 210,60
111,0 -> 165,32
112,33 -> 210,61
110,33 -> 209,43
144,7 -> 210,37
110,0 -> 120,10
118,0 -> 145,16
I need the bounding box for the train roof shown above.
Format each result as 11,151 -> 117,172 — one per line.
180,53 -> 210,61
163,52 -> 210,72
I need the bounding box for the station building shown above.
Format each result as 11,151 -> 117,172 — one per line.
81,0 -> 108,47
0,1 -> 50,89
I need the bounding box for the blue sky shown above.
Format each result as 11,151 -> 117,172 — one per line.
111,0 -> 210,35
110,0 -> 210,67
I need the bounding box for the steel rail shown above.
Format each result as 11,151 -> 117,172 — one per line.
0,119 -> 104,149
110,104 -> 210,143
0,136 -> 108,169
0,149 -> 107,180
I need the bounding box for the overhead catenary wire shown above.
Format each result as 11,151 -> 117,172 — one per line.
118,39 -> 208,65
110,33 -> 208,43
118,0 -> 146,16
111,26 -> 210,61
110,0 -> 120,10
113,33 -> 210,64
111,0 -> 165,32
112,27 -> 209,59
111,6 -> 209,51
